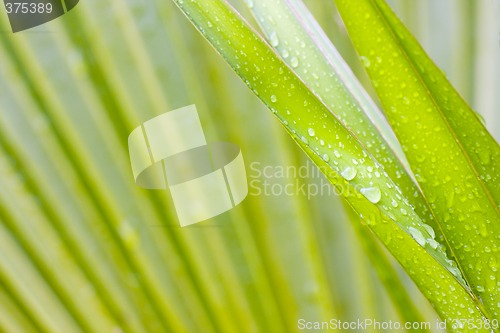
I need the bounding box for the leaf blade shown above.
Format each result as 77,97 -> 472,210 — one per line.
334,0 -> 500,319
171,0 -> 491,327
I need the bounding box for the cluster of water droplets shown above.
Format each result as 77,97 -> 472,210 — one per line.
299,125 -> 466,284
247,0 -> 417,213
243,0 -> 470,288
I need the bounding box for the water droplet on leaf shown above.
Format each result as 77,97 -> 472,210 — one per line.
341,167 -> 357,181
269,31 -> 279,47
360,56 -> 371,68
409,227 -> 426,246
360,186 -> 381,204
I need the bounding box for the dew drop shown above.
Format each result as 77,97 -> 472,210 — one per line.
408,227 -> 426,246
427,238 -> 439,249
269,31 -> 279,47
322,154 -> 330,162
360,186 -> 381,204
290,56 -> 299,68
307,128 -> 315,136
489,258 -> 498,272
270,95 -> 277,103
422,224 -> 435,239
341,167 -> 357,181
301,136 -> 308,144
360,56 -> 371,68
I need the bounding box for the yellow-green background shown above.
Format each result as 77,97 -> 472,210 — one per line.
0,0 -> 498,332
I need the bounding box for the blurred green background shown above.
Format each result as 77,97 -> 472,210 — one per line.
0,0 -> 498,332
